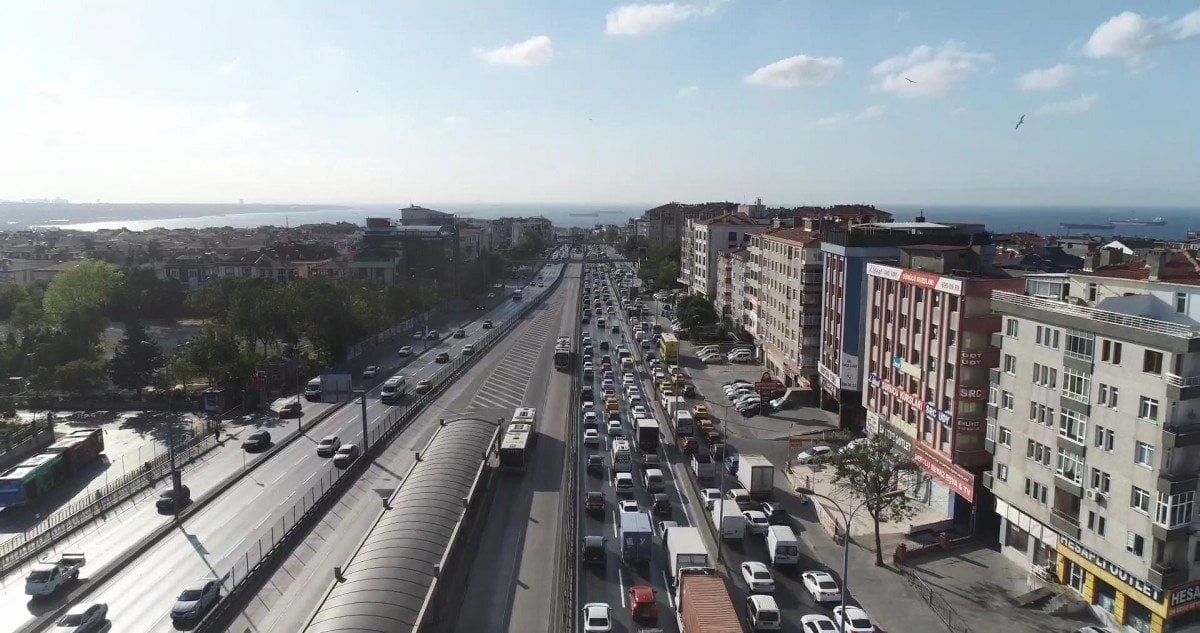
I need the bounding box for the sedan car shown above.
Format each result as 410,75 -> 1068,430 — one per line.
415,379 -> 432,394
586,454 -> 604,476
332,443 -> 360,468
362,365 -> 379,379
482,320 -> 493,329
170,579 -> 220,621
619,499 -> 639,513
397,345 -> 414,356
279,401 -> 302,419
453,328 -> 466,338
630,405 -> 648,418
606,419 -> 623,436
741,561 -> 776,593
426,329 -> 440,340
584,491 -> 606,513
435,352 -> 450,363
743,510 -> 770,534
582,603 -> 613,633
155,485 -> 192,513
802,571 -> 842,603
800,614 -> 839,633
583,429 -> 601,447
796,445 -> 834,464
54,602 -> 108,632
629,585 -> 658,623
461,344 -> 475,355
651,493 -> 672,517
316,435 -> 341,457
832,606 -> 876,633
761,502 -> 789,525
242,430 -> 271,452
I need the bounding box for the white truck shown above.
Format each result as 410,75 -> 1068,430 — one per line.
25,552 -> 86,596
664,526 -> 710,586
735,453 -> 776,500
709,500 -> 746,541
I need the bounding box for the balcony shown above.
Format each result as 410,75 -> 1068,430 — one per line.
953,448 -> 991,469
1050,509 -> 1081,539
1164,373 -> 1200,401
992,291 -> 1200,352
981,471 -> 994,490
990,332 -> 1003,348
1148,562 -> 1188,588
1163,422 -> 1200,449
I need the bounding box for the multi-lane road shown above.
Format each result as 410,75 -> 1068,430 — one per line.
5,261 -> 564,633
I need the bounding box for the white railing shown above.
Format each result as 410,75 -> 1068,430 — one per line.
992,291 -> 1200,339
1164,373 -> 1200,388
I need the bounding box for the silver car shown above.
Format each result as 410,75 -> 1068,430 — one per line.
54,603 -> 107,632
170,579 -> 220,621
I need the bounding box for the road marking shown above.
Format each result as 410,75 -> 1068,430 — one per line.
618,568 -> 627,607
612,509 -> 619,538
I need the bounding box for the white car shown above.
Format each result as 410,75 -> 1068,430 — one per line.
362,365 -> 379,379
832,606 -> 876,633
584,411 -> 598,426
619,499 -> 639,513
581,401 -> 595,412
700,354 -> 725,365
583,429 -> 600,447
53,602 -> 108,632
582,603 -> 613,633
743,510 -> 770,534
607,419 -> 623,436
797,446 -> 834,464
631,405 -> 648,418
700,488 -> 723,510
411,331 -> 424,340
397,346 -> 413,356
602,377 -> 614,389
802,571 -> 842,603
461,344 -> 475,355
800,614 -> 839,633
583,361 -> 594,371
740,561 -> 775,593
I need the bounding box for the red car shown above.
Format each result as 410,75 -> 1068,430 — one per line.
279,401 -> 302,418
678,436 -> 698,455
629,585 -> 658,622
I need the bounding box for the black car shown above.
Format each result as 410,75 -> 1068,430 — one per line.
611,325 -> 620,334
482,320 -> 493,329
643,454 -> 661,469
599,340 -> 609,351
651,493 -> 672,517
435,352 -> 450,363
156,485 -> 192,514
582,316 -> 590,324
453,328 -> 466,338
242,430 -> 271,452
581,386 -> 594,401
585,491 -> 605,514
761,502 -> 789,525
582,535 -> 606,567
586,454 -> 604,476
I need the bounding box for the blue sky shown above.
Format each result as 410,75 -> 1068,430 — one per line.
1,1 -> 1198,207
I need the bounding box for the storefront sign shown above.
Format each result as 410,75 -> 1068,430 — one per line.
875,419 -> 913,454
1169,582 -> 1200,616
955,417 -> 986,433
1060,536 -> 1164,603
923,402 -> 953,426
959,351 -> 989,367
911,443 -> 975,503
840,355 -> 860,390
866,262 -> 901,281
819,363 -> 840,391
958,386 -> 988,401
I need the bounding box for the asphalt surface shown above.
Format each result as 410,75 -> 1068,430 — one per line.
6,263 -> 564,633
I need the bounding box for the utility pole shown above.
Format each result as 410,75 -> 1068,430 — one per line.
356,389 -> 369,450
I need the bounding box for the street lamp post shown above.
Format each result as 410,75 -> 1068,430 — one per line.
354,389 -> 369,451
797,487 -> 905,630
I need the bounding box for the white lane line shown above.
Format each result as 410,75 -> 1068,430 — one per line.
618,569 -> 627,607
612,509 -> 619,538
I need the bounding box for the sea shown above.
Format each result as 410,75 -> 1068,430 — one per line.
1,201 -> 1197,240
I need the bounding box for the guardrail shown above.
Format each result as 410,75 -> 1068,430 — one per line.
992,290 -> 1200,339
192,261 -> 569,633
901,566 -> 976,633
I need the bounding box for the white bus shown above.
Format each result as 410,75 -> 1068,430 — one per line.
499,424 -> 533,473
511,407 -> 537,431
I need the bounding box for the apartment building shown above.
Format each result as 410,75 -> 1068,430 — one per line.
639,202 -> 737,248
862,245 -> 1024,526
510,217 -> 554,247
752,228 -> 823,388
715,248 -> 741,322
820,222 -> 990,430
986,251 -> 1200,633
679,213 -> 769,299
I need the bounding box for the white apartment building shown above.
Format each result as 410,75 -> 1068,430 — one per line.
679,213 -> 769,300
986,251 -> 1200,633
751,228 -> 823,388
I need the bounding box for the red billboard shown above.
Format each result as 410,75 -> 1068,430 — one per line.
911,442 -> 976,503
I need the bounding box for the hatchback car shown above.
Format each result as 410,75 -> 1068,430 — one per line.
586,454 -> 604,476
242,430 -> 271,452
741,561 -> 776,593
618,499 -> 639,513
435,352 -> 450,363
743,510 -> 770,534
453,328 -> 466,338
582,535 -> 606,567
170,579 -> 220,621
802,571 -> 842,603
426,330 -> 440,340
606,419 -> 623,436
832,606 -> 876,633
316,435 -> 341,457
583,429 -> 600,447
461,344 -> 475,355
761,502 -> 789,525
54,602 -> 108,632
482,320 -> 493,329
332,444 -> 360,468
628,586 -> 658,623
279,401 -> 302,418
796,446 -> 833,464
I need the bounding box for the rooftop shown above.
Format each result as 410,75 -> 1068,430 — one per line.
761,227 -> 821,245
695,213 -> 759,227
1077,251 -> 1200,286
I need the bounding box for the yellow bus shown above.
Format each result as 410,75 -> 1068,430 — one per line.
659,332 -> 679,364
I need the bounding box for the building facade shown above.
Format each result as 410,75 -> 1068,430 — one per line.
986,253 -> 1200,633
680,213 -> 769,300
715,248 -> 740,322
753,228 -> 823,388
862,245 -> 1024,527
640,202 -> 737,248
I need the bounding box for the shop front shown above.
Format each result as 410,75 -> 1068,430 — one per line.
1057,536 -> 1167,633
910,441 -> 977,527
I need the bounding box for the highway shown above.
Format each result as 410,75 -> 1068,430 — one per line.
6,262 -> 564,633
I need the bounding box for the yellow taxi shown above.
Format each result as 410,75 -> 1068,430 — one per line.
692,405 -> 711,420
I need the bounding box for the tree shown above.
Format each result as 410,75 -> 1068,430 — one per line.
675,294 -> 719,329
109,319 -> 166,394
111,268 -> 186,322
42,261 -> 121,327
827,435 -> 919,566
50,359 -> 108,396
183,325 -> 255,394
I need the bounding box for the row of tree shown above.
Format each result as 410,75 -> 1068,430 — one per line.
618,236 -> 681,291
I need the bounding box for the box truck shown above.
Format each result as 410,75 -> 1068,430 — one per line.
619,511 -> 654,565
674,567 -> 742,633
735,454 -> 776,500
665,527 -> 710,585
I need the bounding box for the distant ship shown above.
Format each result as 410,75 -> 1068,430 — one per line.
1060,222 -> 1114,230
1109,216 -> 1167,226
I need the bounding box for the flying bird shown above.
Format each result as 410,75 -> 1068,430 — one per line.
905,77 -> 916,84
1014,114 -> 1025,130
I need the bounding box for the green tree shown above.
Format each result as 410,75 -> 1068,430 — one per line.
42,261 -> 121,327
112,268 -> 186,322
826,435 -> 919,566
0,284 -> 32,321
675,294 -> 719,329
184,325 -> 255,394
51,359 -> 108,396
109,320 -> 166,394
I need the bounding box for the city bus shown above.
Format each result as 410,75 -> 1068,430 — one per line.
659,332 -> 679,364
498,424 -> 533,473
511,407 -> 537,432
553,336 -> 572,370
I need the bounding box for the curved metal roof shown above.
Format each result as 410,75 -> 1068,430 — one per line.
304,417 -> 499,633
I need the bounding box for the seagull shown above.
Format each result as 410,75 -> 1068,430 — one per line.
905,77 -> 916,84
1014,114 -> 1025,130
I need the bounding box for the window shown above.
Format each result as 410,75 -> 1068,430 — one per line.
989,383 -> 999,406
999,426 -> 1012,446
1134,441 -> 1156,468
1143,350 -> 1164,375
997,463 -> 1009,482
1003,354 -> 1017,374
1025,478 -> 1048,504
1087,511 -> 1107,536
1031,404 -> 1055,427
1035,325 -> 1060,349
1156,491 -> 1195,528
1065,329 -> 1095,360
1062,368 -> 1090,403
1059,409 -> 1088,444
1002,391 -> 1014,410
1056,450 -> 1083,484
727,231 -> 737,242
1089,468 -> 1111,494
1127,532 -> 1145,557
1094,425 -> 1115,451
1006,319 -> 1019,337
1131,486 -> 1151,514
1178,292 -> 1188,314
1027,440 -> 1052,466
1139,397 -> 1160,422
1098,383 -> 1117,408
1101,340 -> 1122,364
1033,363 -> 1057,387
1088,282 -> 1098,302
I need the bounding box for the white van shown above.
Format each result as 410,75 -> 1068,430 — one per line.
621,357 -> 635,370
642,468 -> 664,492
725,488 -> 753,510
380,376 -> 407,404
745,595 -> 782,631
611,438 -> 633,472
303,377 -> 322,401
766,525 -> 800,567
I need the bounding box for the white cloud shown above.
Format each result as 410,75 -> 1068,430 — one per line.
871,41 -> 991,96
442,115 -> 466,128
744,55 -> 844,88
474,35 -> 554,67
1036,93 -> 1098,117
1084,9 -> 1200,60
677,85 -> 699,97
812,104 -> 886,127
605,1 -> 727,36
1015,64 -> 1075,91
216,59 -> 241,77
316,43 -> 346,61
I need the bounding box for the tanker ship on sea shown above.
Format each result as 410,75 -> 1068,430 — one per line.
1109,216 -> 1167,227
1060,222 -> 1114,230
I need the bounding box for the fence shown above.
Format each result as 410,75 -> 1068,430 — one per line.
0,415 -> 56,469
902,566 -> 975,633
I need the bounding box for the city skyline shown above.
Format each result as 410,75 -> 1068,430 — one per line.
0,1 -> 1198,206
